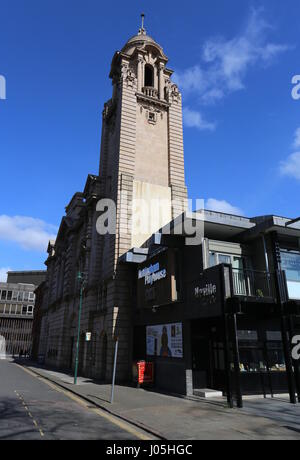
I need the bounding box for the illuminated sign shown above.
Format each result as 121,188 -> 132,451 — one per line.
138,263 -> 167,286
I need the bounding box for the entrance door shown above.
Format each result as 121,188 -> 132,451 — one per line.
192,334 -> 212,389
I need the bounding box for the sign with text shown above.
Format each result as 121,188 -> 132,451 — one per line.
146,323 -> 183,358
137,249 -> 179,308
187,265 -> 224,318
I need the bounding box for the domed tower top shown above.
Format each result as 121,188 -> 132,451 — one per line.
109,13 -> 169,86
120,14 -> 168,60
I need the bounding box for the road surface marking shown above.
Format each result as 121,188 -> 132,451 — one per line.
16,363 -> 154,440
14,389 -> 44,439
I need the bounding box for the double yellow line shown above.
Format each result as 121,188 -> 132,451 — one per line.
17,364 -> 154,440
14,389 -> 45,438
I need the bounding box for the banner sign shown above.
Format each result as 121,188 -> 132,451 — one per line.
146,323 -> 183,358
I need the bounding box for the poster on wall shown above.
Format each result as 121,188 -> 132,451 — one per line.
146,323 -> 183,358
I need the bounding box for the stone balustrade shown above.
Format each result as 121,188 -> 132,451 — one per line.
142,86 -> 158,98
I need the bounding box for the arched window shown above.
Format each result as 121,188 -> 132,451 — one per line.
144,64 -> 154,87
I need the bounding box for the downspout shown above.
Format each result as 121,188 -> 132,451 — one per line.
261,233 -> 270,272
261,233 -> 271,296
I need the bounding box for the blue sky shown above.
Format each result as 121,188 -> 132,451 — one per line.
0,0 -> 299,278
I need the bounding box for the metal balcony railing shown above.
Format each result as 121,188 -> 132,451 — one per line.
232,268 -> 276,299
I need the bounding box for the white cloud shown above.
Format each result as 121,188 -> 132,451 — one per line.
174,8 -> 289,105
0,215 -> 58,252
293,127 -> 300,149
205,198 -> 244,216
183,107 -> 216,131
0,267 -> 11,282
280,152 -> 300,180
279,127 -> 300,180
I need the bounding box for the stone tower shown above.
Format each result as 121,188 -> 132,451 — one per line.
36,19 -> 188,384
97,19 -> 188,380
99,19 -> 187,250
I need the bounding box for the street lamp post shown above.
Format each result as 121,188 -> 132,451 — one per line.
74,271 -> 85,385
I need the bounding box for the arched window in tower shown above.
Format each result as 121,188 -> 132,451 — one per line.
144,64 -> 154,87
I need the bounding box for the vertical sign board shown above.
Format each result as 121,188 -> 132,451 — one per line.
187,265 -> 224,318
137,249 -> 178,308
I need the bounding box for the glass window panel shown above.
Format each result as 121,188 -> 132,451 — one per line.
1,290 -> 7,300
237,330 -> 258,341
286,281 -> 300,300
7,291 -> 12,300
266,331 -> 282,341
12,291 -> 18,301
23,292 -> 29,301
22,305 -> 27,315
218,254 -> 231,264
18,292 -> 24,302
232,256 -> 244,270
267,343 -> 286,372
281,251 -> 300,282
209,252 -> 216,267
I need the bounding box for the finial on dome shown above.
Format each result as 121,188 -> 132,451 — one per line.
138,13 -> 146,35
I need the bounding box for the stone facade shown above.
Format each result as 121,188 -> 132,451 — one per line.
36,23 -> 187,382
0,278 -> 42,357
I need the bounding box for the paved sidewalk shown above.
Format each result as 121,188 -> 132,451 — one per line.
17,360 -> 300,440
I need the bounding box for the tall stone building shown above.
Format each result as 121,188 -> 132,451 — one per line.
37,19 -> 187,381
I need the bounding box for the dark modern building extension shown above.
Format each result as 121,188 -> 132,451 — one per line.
123,210 -> 300,406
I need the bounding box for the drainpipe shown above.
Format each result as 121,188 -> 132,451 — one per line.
202,238 -> 209,270
261,234 -> 271,296
261,234 -> 270,272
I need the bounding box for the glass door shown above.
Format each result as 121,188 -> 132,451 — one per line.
232,256 -> 248,296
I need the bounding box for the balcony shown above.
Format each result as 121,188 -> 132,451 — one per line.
142,86 -> 158,98
232,268 -> 276,300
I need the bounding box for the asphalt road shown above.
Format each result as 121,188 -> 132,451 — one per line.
0,359 -> 149,440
